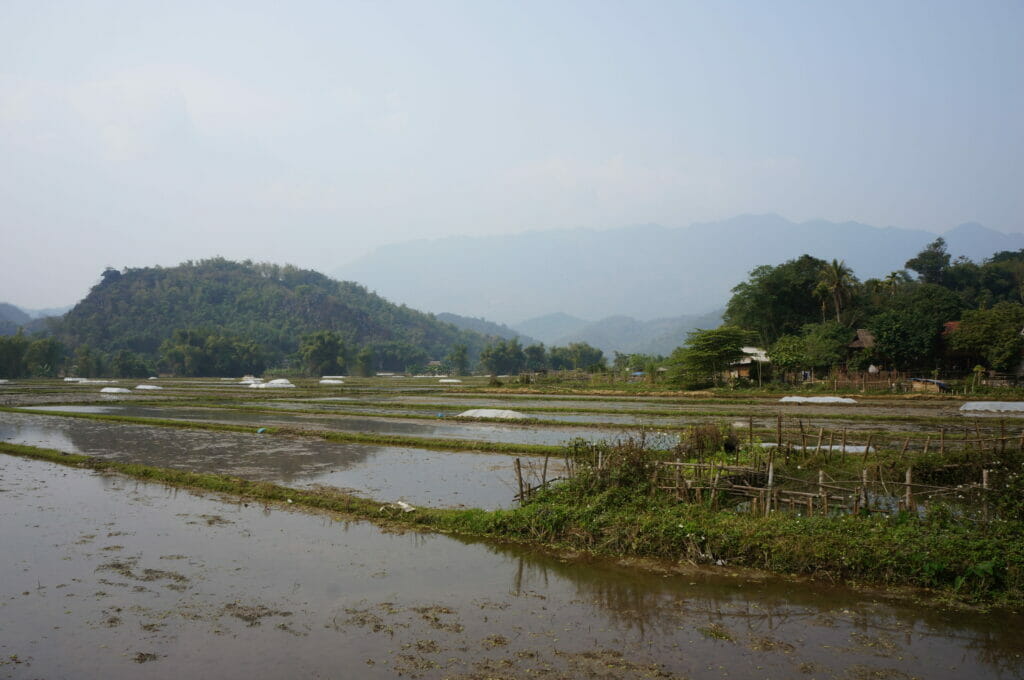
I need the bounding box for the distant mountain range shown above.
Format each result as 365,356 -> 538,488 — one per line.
511,310 -> 724,356
0,302 -> 63,336
435,313 -> 539,346
338,215 -> 1024,324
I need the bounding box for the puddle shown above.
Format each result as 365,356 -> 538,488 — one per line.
0,412 -> 554,509
1,454 -> 1022,680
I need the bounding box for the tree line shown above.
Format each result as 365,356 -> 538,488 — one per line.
670,239 -> 1024,386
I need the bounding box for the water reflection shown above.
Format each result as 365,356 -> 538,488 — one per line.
0,411 -> 529,508
23,403 -> 629,446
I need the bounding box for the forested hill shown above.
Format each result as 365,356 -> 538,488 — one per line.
57,259 -> 485,368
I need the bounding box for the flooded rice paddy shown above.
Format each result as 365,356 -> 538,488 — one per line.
0,411 -> 534,509
4,380 -> 1024,677
18,404 -> 630,446
3,454 -> 1023,680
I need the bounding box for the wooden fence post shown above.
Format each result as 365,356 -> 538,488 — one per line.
515,458 -> 524,503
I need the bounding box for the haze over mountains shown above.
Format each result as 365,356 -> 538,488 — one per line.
339,215 -> 1024,325
510,310 -> 726,357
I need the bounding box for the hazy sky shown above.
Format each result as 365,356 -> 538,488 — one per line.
2,0 -> 1022,308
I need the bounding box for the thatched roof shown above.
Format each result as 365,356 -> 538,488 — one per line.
848,329 -> 875,349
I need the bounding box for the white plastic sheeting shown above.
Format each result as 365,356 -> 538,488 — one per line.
960,401 -> 1024,413
319,379 -> 344,385
457,409 -> 530,420
779,396 -> 858,404
135,384 -> 163,390
100,387 -> 132,394
251,378 -> 296,389
439,378 -> 462,384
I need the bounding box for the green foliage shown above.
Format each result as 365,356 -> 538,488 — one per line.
905,238 -> 951,285
447,343 -> 469,376
480,338 -> 526,375
548,342 -> 605,371
951,302 -> 1024,372
23,338 -> 64,377
158,328 -> 266,377
724,255 -> 829,344
72,345 -> 104,378
868,309 -> 939,370
111,349 -> 151,378
0,333 -> 30,378
56,259 -> 484,369
668,326 -> 751,387
523,343 -> 547,371
800,321 -> 853,370
298,330 -> 347,376
768,335 -> 806,374
817,259 -> 858,323
354,347 -> 375,377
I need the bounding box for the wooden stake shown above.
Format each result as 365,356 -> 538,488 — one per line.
904,467 -> 913,512
514,458 -> 524,503
776,413 -> 783,454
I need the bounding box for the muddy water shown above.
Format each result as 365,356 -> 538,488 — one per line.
1,455 -> 1022,680
0,411 -> 544,509
20,404 -> 629,446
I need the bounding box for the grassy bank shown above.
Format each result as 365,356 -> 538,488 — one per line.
3,438 -> 1021,608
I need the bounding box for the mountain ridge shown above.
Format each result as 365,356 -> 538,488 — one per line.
339,215 -> 1024,324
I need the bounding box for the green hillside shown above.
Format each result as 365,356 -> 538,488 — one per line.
57,259 -> 484,371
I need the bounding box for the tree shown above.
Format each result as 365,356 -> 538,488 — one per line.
563,342 -> 605,371
905,238 -> 951,285
769,335 -> 809,375
950,302 -> 1024,373
110,349 -> 150,378
817,259 -> 858,323
73,345 -> 103,378
298,331 -> 346,376
800,321 -> 853,371
479,338 -> 525,375
868,309 -> 939,370
724,255 -> 829,344
447,344 -> 469,376
523,343 -> 547,371
354,347 -> 375,377
668,326 -> 751,387
158,329 -> 265,376
0,333 -> 30,378
23,339 -> 64,377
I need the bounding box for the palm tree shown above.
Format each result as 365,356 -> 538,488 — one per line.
881,270 -> 909,297
818,259 -> 856,323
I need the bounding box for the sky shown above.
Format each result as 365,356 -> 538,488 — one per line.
1,0 -> 1022,308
